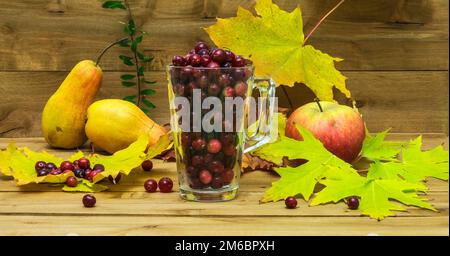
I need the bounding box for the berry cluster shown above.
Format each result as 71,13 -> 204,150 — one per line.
144,177 -> 173,193
35,158 -> 105,187
170,42 -> 251,191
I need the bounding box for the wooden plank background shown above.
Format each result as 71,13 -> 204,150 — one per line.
0,0 -> 448,138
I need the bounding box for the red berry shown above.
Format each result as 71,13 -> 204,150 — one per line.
141,160 -> 153,172
65,176 -> 78,187
46,162 -> 57,171
207,139 -> 222,154
347,196 -> 359,210
201,55 -> 212,67
199,170 -> 213,185
37,169 -> 48,177
207,61 -> 220,69
198,49 -> 210,56
87,170 -> 99,181
35,161 -> 46,171
285,197 -> 297,209
221,169 -> 234,184
82,194 -> 96,208
210,160 -> 224,174
223,144 -> 237,156
158,177 -> 173,193
78,158 -> 90,169
207,83 -> 221,96
233,55 -> 246,67
195,42 -> 209,53
144,179 -> 158,192
211,176 -> 224,189
191,155 -> 204,167
49,169 -> 62,175
93,164 -> 105,172
203,153 -> 215,164
186,166 -> 197,177
225,50 -> 236,63
223,86 -> 235,97
189,54 -> 202,67
235,81 -> 248,97
197,75 -> 209,89
172,55 -> 187,66
221,133 -> 235,146
192,138 -> 206,151
218,74 -> 232,87
211,49 -> 227,64
60,161 -> 75,171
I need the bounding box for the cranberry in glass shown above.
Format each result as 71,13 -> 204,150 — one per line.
207,61 -> 220,69
46,162 -> 57,171
82,194 -> 96,208
233,56 -> 246,67
141,160 -> 153,172
60,161 -> 75,172
192,138 -> 206,151
189,178 -> 203,189
211,49 -> 227,64
35,161 -> 46,171
201,55 -> 212,67
172,55 -> 187,66
191,155 -> 204,167
197,75 -> 209,89
210,160 -> 225,175
347,197 -> 359,210
221,169 -> 234,184
222,62 -> 233,68
198,49 -> 210,56
225,50 -> 236,63
233,68 -> 246,81
65,176 -> 78,187
158,177 -> 173,193
221,133 -> 235,146
93,164 -> 105,172
218,74 -> 232,87
199,170 -> 213,185
175,84 -> 186,96
211,176 -> 224,189
285,197 -> 298,209
144,179 -> 158,192
78,157 -> 90,169
223,86 -> 235,97
186,166 -> 197,177
180,66 -> 193,82
208,83 -> 221,96
207,139 -> 222,154
224,144 -> 237,156
235,81 -> 248,97
195,42 -> 209,53
203,153 -> 215,164
189,54 -> 202,67
37,169 -> 48,177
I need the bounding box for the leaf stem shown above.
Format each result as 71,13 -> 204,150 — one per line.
124,0 -> 142,107
303,0 -> 345,45
95,37 -> 129,66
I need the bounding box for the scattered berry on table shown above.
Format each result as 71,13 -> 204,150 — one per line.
158,177 -> 174,193
347,196 -> 359,210
285,197 -> 298,209
141,160 -> 153,172
82,194 -> 96,208
144,179 -> 158,193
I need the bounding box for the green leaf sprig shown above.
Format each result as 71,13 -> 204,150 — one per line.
103,0 -> 157,114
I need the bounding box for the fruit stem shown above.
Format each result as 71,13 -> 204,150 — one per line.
314,98 -> 323,112
95,37 -> 129,66
303,0 -> 345,45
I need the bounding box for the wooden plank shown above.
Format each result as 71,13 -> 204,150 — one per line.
1,71 -> 448,137
0,215 -> 447,236
0,1 -> 447,71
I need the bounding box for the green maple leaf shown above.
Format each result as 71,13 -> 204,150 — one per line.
257,126 -> 359,202
63,179 -> 108,193
361,129 -> 408,161
205,0 -> 349,101
311,166 -> 436,220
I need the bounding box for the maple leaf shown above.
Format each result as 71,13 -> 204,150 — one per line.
258,126 -> 358,202
205,0 -> 349,101
62,179 -> 108,193
311,166 -> 436,220
361,129 -> 408,161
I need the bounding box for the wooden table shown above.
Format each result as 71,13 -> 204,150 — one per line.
0,134 -> 448,236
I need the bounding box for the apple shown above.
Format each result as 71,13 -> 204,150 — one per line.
285,100 -> 365,163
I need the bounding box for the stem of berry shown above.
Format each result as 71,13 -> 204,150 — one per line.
95,37 -> 129,66
303,0 -> 345,45
124,0 -> 142,107
314,98 -> 323,112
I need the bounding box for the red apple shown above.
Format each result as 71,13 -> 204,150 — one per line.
285,100 -> 365,163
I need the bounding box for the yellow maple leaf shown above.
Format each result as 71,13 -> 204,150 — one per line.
205,0 -> 349,101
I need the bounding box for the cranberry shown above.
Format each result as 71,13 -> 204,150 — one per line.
180,66 -> 193,81
218,74 -> 232,87
144,179 -> 158,192
62,169 -> 73,174
82,194 -> 96,208
108,174 -> 122,184
221,133 -> 235,145
223,86 -> 235,97
191,155 -> 204,167
221,169 -> 234,184
235,81 -> 248,97
189,178 -> 203,189
93,164 -> 105,172
37,169 -> 48,177
211,176 -> 224,189
34,161 -> 46,172
186,166 -> 197,177
210,160 -> 224,174
225,50 -> 236,63
181,133 -> 191,148
73,160 -> 79,168
207,61 -> 220,69
199,170 -> 213,185
46,162 -> 57,171
87,170 -> 99,181
285,197 -> 298,209
207,83 -> 221,96
60,161 -> 74,171
223,144 -> 237,156
172,55 -> 187,66
222,62 -> 233,68
175,83 -> 186,96
78,158 -> 90,169
207,139 -> 222,154
158,177 -> 173,193
203,153 -> 215,164
233,68 -> 246,81
233,56 -> 246,67
84,169 -> 92,179
196,75 -> 208,89
49,169 -> 62,175
192,138 -> 206,151
211,49 -> 227,64
65,176 -> 78,187
189,54 -> 202,67
195,42 -> 209,53
198,49 -> 210,56
347,197 -> 360,210
73,169 -> 84,178
141,160 -> 153,172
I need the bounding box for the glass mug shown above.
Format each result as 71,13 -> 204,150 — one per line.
167,65 -> 276,202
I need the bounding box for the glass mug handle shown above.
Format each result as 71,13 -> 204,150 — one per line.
243,76 -> 277,153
